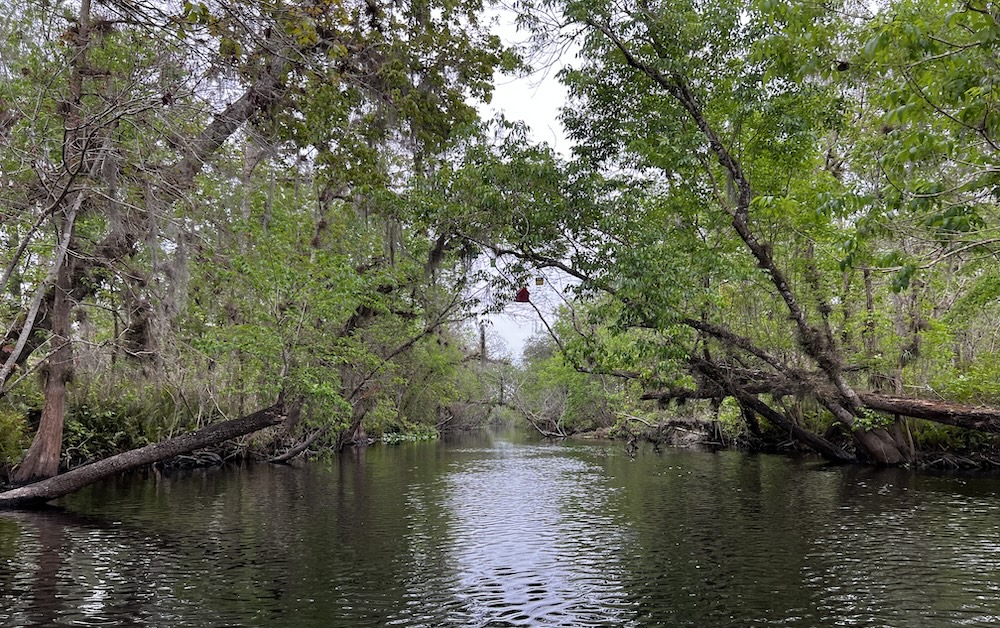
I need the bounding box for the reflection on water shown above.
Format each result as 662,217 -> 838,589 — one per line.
437,442 -> 630,626
3,431 -> 1000,626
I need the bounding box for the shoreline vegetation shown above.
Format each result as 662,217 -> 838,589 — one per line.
573,419 -> 1000,472
6,399 -> 1000,507
7,0 -> 1000,506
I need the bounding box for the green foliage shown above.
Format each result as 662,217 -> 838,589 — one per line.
912,421 -> 999,453
938,352 -> 1000,404
483,0 -> 1000,459
0,382 -> 42,468
854,408 -> 894,432
515,318 -> 649,434
62,406 -> 150,468
62,374 -> 198,465
0,407 -> 29,468
7,0 -> 1000,467
946,271 -> 1000,325
0,0 -> 521,465
716,397 -> 745,436
380,424 -> 438,444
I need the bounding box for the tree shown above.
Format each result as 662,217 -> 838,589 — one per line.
1,0 -> 517,487
428,0 -> 1000,464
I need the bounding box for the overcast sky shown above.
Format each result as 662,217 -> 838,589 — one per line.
473,12 -> 575,360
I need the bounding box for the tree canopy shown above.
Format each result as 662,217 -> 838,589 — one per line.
0,0 -> 517,484
430,0 -> 1000,463
5,0 -> 1000,491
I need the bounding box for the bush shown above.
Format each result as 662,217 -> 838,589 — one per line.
381,424 -> 438,444
62,403 -> 153,467
0,407 -> 29,470
937,352 -> 1000,405
61,373 -> 199,466
911,421 -> 999,453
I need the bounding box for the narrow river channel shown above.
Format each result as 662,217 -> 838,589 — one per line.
3,429 -> 1000,626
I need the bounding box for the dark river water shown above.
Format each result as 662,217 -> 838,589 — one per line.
3,430 -> 1000,627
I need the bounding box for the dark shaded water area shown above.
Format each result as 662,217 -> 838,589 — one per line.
4,430 -> 1000,627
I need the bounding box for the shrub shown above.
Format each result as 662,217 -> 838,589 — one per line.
0,407 -> 29,471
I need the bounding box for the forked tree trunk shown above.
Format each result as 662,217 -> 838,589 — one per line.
0,403 -> 286,509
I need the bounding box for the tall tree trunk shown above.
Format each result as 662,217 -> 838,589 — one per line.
11,0 -> 93,480
13,258 -> 74,482
0,198 -> 79,392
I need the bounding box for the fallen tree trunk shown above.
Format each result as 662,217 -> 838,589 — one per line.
642,361 -> 1000,433
0,403 -> 286,509
269,425 -> 329,464
734,394 -> 855,463
859,393 -> 1000,432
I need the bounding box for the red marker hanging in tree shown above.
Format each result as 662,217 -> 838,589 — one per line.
514,287 -> 530,303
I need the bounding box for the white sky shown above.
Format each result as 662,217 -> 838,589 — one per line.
473,10 -> 575,360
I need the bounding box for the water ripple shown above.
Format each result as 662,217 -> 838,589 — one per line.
4,438 -> 1000,626
389,442 -> 635,627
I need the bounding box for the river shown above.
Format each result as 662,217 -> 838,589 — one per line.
3,430 -> 1000,627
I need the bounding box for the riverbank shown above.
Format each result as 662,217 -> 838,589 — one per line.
7,412 -> 1000,497
573,417 -> 1000,470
